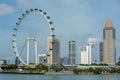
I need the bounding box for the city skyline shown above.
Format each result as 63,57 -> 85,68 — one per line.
1,0 -> 120,63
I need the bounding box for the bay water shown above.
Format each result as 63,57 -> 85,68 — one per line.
0,74 -> 120,80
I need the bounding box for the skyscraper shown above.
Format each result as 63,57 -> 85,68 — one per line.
69,41 -> 76,64
80,46 -> 88,64
103,19 -> 116,65
47,36 -> 60,65
80,43 -> 94,64
99,42 -> 104,63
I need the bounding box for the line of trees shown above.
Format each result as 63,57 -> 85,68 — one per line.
1,64 -> 18,71
73,67 -> 120,74
0,63 -> 66,72
1,64 -> 49,73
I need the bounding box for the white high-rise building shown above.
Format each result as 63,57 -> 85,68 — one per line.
80,46 -> 89,64
80,43 -> 94,64
47,36 -> 60,65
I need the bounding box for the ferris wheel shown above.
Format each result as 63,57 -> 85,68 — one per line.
12,8 -> 55,65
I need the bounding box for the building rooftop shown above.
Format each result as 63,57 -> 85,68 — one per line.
105,19 -> 114,28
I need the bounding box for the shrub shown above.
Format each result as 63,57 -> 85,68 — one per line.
93,68 -> 102,74
73,68 -> 82,74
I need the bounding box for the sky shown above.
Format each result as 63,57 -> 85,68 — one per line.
0,0 -> 120,64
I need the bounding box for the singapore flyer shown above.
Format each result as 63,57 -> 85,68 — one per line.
12,8 -> 55,65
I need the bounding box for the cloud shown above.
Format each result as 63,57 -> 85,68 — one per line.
87,38 -> 101,44
17,0 -> 35,8
0,3 -> 14,16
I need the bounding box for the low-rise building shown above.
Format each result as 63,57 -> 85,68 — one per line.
38,54 -> 47,65
64,64 -> 77,71
0,59 -> 7,65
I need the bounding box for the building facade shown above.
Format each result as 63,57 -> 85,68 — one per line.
80,46 -> 89,64
60,57 -> 69,65
0,59 -> 7,65
38,54 -> 47,65
80,43 -> 93,64
99,42 -> 104,63
69,41 -> 76,64
47,36 -> 60,65
15,57 -> 21,65
118,56 -> 120,62
103,19 -> 116,65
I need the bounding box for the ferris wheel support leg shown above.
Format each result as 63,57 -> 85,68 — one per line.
27,39 -> 30,65
35,39 -> 38,65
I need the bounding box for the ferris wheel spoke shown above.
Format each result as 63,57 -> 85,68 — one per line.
19,40 -> 27,56
37,41 -> 47,53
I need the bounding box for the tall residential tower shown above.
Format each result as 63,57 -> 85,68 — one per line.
103,19 -> 116,65
47,36 -> 60,65
99,42 -> 104,63
69,41 -> 76,64
80,43 -> 94,64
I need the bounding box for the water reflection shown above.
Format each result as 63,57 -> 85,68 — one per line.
0,74 -> 120,80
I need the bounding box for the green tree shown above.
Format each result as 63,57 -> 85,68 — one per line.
91,63 -> 98,66
116,61 -> 120,65
6,64 -> 18,70
93,68 -> 102,74
99,63 -> 108,66
116,68 -> 120,73
73,68 -> 82,74
110,68 -> 117,73
73,68 -> 79,74
88,67 -> 94,72
36,64 -> 49,72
